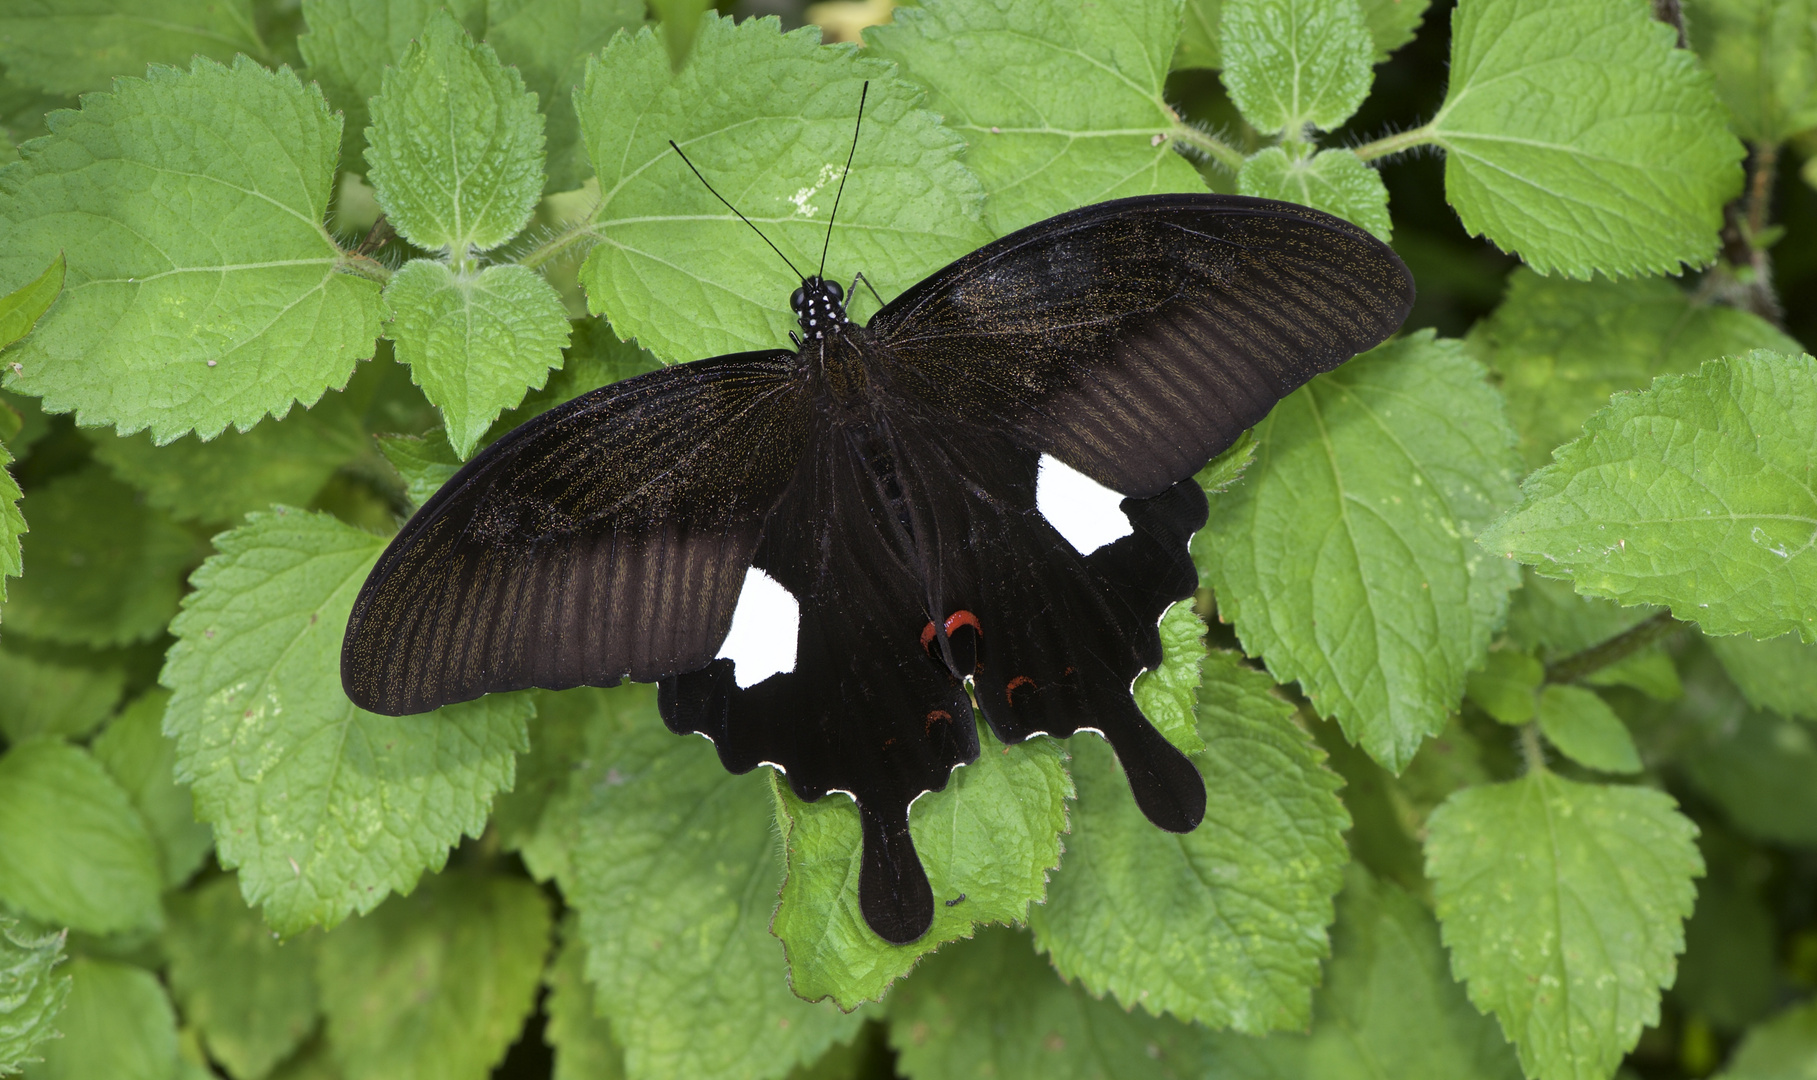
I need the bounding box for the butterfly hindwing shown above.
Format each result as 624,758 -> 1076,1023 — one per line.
342,351 -> 809,716
869,193 -> 1415,497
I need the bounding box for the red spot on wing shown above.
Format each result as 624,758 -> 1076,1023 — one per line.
924,708 -> 953,734
1005,675 -> 1036,706
920,621 -> 937,651
944,610 -> 982,637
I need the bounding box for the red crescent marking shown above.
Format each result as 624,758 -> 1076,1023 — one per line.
944,610 -> 982,637
920,621 -> 937,651
1005,675 -> 1036,705
924,708 -> 953,734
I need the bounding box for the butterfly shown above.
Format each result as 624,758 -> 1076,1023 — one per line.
341,97 -> 1414,944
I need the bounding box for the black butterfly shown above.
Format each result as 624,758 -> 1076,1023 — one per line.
342,113 -> 1413,944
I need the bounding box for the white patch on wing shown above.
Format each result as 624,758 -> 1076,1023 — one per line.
716,566 -> 799,688
1037,454 -> 1132,554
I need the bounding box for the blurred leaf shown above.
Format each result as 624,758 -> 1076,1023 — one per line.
163,509 -> 532,934
1470,268 -> 1800,470
1175,0 -> 1224,68
0,919 -> 69,1075
384,260 -> 570,458
1464,649 -> 1543,725
0,58 -> 381,442
0,642 -> 126,741
0,440 -> 15,606
315,872 -> 552,1080
1430,0 -> 1745,277
91,689 -> 212,888
1200,867 -> 1522,1080
165,874 -> 321,1080
562,695 -> 868,1080
1709,632 -> 1817,718
1238,147 -> 1391,240
1581,647 -> 1682,701
870,0 -> 1199,236
1504,567 -> 1660,662
886,926 -> 1211,1080
1718,998 -> 1817,1079
1426,772 -> 1702,1080
0,0 -> 266,96
1030,649 -> 1349,1032
375,429 -> 460,513
772,714 -> 1069,1009
543,916 -> 625,1080
1675,645 -> 1817,846
579,15 -> 986,363
1535,684 -> 1641,774
0,739 -> 163,935
0,253 -> 62,349
1357,0 -> 1430,62
364,11 -> 544,253
20,957 -> 178,1080
1688,0 -> 1817,143
2,467 -> 193,647
1176,0 -> 1429,69
1196,332 -> 1523,772
1674,832 -> 1778,1033
649,0 -> 712,69
1481,351 -> 1817,643
1219,0 -> 1374,134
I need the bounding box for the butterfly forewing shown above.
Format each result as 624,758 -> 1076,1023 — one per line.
342,351 -> 808,716
869,194 -> 1416,496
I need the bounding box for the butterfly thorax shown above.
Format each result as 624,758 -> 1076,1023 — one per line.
792,276 -> 872,404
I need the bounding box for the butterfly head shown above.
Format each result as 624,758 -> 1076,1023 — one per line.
790,277 -> 849,341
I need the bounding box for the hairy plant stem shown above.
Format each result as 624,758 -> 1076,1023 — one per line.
1170,121 -> 1247,172
1351,124 -> 1437,163
516,216 -> 601,272
1544,611 -> 1682,685
1520,721 -> 1550,774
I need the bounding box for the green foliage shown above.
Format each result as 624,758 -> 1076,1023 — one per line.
315,872 -> 552,1080
0,0 -> 268,96
1688,0 -> 1817,143
1238,147 -> 1392,240
0,645 -> 125,741
1200,867 -> 1521,1079
1483,351 -> 1817,643
1031,649 -> 1348,1032
1464,648 -> 1544,725
0,441 -> 18,606
164,874 -> 321,1080
1429,0 -> 1744,278
90,689 -> 213,887
375,428 -> 460,512
886,927 -> 1212,1080
0,58 -> 382,442
19,957 -> 179,1080
1132,601 -> 1211,754
0,254 -> 62,351
868,0 -> 1201,236
1426,773 -> 1702,1080
1197,332 -> 1523,771
770,716 -> 1070,1009
1219,0 -> 1373,135
162,509 -> 532,934
1673,646 -> 1817,846
1708,632 -> 1817,717
1535,685 -> 1642,774
543,918 -> 625,1080
0,920 -> 68,1075
0,738 -> 163,935
1719,999 -> 1817,1079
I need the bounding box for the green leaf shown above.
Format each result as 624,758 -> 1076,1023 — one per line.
1428,0 -> 1745,278
1504,566 -> 1661,662
1031,649 -> 1349,1032
376,429 -> 461,512
1674,832 -> 1777,1033
484,318 -> 661,440
3,467 -> 196,646
1464,649 -> 1543,725
1133,601 -> 1209,755
1175,0 -> 1224,69
1237,148 -> 1391,241
0,739 -> 162,935
1200,867 -> 1522,1080
1688,0 -> 1817,143
562,696 -> 868,1080
20,957 -> 178,1080
0,643 -> 126,741
650,0 -> 713,70
1176,0 -> 1429,69
162,508 -> 533,934
384,260 -> 570,458
1535,684 -> 1641,774
91,389 -> 371,525
482,0 -> 647,193
1357,0 -> 1431,62
0,252 -> 62,349
1219,0 -> 1374,134
165,874 -> 321,1080
1196,331 -> 1524,771
505,685 -> 654,887
886,926 -> 1212,1080
1469,268 -> 1801,471
544,916 -> 626,1080
91,690 -> 213,888
0,58 -> 382,442
0,442 -> 18,604
1675,645 -> 1817,846
365,11 -> 545,253
0,0 -> 266,96
1581,646 -> 1682,701
1425,771 -> 1702,1080
315,872 -> 552,1080
870,0 -> 1202,237
0,919 -> 69,1075
1480,351 -> 1817,643
770,716 -> 1070,1009
1719,999 -> 1817,1079
579,15 -> 987,364
1194,428 -> 1258,496
1708,632 -> 1817,718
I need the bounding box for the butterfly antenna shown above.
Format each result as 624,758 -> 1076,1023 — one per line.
669,140 -> 806,282
818,81 -> 868,280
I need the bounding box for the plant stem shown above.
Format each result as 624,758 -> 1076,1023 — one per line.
516,217 -> 601,272
1520,722 -> 1550,774
1351,124 -> 1438,163
1544,611 -> 1682,685
1169,122 -> 1247,172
